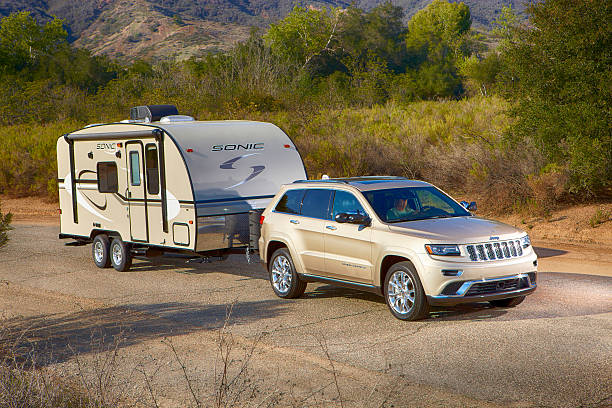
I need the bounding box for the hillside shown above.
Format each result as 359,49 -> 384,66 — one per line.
0,0 -> 526,61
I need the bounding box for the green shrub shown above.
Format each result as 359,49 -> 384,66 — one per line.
0,204 -> 11,248
0,120 -> 84,198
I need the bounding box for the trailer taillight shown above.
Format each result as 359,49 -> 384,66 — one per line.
186,148 -> 193,152
259,215 -> 265,225
283,144 -> 290,148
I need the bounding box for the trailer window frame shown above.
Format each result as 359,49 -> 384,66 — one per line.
97,162 -> 118,193
144,143 -> 160,195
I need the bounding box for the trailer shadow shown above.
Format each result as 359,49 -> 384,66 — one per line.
0,299 -> 286,367
123,254 -> 269,280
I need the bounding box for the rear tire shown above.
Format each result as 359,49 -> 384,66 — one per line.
489,296 -> 525,308
384,262 -> 429,321
92,234 -> 111,268
110,238 -> 132,272
268,248 -> 306,299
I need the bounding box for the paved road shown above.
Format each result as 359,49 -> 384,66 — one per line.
1,222 -> 611,407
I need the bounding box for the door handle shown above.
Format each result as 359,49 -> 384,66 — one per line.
290,219 -> 299,224
326,225 -> 337,231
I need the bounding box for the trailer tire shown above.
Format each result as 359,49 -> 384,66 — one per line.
92,234 -> 111,268
110,238 -> 132,272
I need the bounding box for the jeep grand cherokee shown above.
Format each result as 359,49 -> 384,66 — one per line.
258,177 -> 537,320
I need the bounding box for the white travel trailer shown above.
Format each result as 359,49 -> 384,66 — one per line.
57,105 -> 307,271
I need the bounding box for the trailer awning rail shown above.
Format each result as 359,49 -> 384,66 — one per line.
64,129 -> 162,141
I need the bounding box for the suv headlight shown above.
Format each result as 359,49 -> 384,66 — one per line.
425,244 -> 461,256
520,235 -> 531,248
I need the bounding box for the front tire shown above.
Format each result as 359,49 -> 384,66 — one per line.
489,296 -> 525,308
110,238 -> 132,272
268,248 -> 306,299
384,262 -> 429,321
92,234 -> 111,268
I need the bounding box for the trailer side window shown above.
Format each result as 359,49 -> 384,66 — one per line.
145,144 -> 159,195
129,151 -> 141,186
274,189 -> 305,215
97,162 -> 118,193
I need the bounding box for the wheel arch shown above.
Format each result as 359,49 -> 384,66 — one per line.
90,229 -> 122,240
379,253 -> 420,290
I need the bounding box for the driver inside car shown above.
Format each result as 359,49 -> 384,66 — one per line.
386,198 -> 416,221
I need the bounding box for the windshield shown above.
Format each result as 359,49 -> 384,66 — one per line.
362,187 -> 471,223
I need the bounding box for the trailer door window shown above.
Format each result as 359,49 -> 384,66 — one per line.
97,162 -> 118,193
145,144 -> 159,195
129,151 -> 141,186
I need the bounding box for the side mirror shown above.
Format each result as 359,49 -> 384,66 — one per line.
335,213 -> 349,223
335,212 -> 371,226
460,201 -> 477,211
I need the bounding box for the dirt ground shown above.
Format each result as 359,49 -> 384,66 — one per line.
1,196 -> 611,407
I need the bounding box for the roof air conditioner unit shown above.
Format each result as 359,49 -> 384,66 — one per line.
130,105 -> 179,123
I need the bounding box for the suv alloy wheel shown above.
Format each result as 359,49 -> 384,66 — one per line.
269,248 -> 306,298
384,262 -> 429,321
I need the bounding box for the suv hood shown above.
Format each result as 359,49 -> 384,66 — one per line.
387,216 -> 524,243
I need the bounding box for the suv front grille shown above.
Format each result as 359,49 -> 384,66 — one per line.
465,240 -> 524,261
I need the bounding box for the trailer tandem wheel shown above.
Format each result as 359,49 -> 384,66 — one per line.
92,234 -> 111,268
110,238 -> 133,272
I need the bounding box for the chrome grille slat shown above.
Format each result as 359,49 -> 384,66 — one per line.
465,239 -> 526,262
516,240 -> 523,256
466,245 -> 477,261
494,242 -> 503,258
502,242 -> 510,257
476,244 -> 487,260
485,243 -> 495,259
509,241 -> 517,257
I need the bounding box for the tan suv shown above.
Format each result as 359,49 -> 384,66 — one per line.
258,177 -> 537,320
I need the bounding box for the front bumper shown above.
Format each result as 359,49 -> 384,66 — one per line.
427,272 -> 537,306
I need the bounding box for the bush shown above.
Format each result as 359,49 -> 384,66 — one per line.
0,120 -> 84,198
0,204 -> 11,248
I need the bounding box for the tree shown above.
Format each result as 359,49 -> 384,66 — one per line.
339,2 -> 407,73
501,0 -> 611,194
0,11 -> 67,74
404,0 -> 473,97
265,6 -> 342,69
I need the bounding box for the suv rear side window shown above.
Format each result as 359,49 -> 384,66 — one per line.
275,189 -> 305,214
301,189 -> 333,219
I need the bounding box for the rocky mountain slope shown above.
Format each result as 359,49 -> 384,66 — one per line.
0,0 -> 526,61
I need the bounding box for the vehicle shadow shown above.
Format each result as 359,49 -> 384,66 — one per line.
533,246 -> 568,258
0,299 -> 286,367
305,284 -> 386,304
304,284 -> 509,321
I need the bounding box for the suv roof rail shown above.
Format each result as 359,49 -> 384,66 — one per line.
294,176 -> 408,184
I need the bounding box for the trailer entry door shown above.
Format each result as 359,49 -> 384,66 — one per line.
126,143 -> 148,242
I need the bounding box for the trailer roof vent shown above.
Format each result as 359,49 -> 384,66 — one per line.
159,115 -> 194,123
130,105 -> 179,123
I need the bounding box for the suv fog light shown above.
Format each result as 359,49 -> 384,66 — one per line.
442,269 -> 462,277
